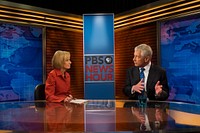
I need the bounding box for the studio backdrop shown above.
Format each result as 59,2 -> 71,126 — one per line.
159,13 -> 200,103
0,23 -> 43,101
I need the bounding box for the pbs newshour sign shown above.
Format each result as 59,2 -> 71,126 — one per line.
83,14 -> 114,99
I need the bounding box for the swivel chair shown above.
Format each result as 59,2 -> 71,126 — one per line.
34,83 -> 46,100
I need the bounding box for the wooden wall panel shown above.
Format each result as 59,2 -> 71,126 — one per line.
46,28 -> 84,98
115,22 -> 157,99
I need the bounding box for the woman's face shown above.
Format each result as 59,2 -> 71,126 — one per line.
63,58 -> 71,69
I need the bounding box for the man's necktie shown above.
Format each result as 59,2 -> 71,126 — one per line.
140,67 -> 145,80
140,68 -> 145,91
138,67 -> 147,107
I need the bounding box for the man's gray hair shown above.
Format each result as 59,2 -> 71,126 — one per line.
135,44 -> 153,57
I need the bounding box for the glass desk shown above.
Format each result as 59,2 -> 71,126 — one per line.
0,100 -> 200,132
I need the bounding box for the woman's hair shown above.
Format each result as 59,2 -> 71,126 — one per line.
51,50 -> 70,69
135,44 -> 153,58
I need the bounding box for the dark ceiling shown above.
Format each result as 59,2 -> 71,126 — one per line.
5,0 -> 160,15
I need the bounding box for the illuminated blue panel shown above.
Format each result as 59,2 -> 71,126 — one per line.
84,14 -> 114,54
160,13 -> 200,103
83,14 -> 115,99
0,23 -> 43,101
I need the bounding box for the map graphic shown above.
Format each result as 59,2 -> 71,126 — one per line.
160,13 -> 200,103
0,23 -> 43,101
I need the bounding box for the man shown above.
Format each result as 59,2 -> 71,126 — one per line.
123,44 -> 169,100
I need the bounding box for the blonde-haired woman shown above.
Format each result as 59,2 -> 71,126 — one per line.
45,50 -> 73,102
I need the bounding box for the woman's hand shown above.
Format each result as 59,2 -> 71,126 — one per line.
64,95 -> 73,102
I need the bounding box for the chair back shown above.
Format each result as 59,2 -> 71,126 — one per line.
34,84 -> 46,100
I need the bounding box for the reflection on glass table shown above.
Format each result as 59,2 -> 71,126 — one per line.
0,100 -> 200,132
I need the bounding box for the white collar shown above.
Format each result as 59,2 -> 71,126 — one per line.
144,61 -> 151,72
140,62 -> 151,72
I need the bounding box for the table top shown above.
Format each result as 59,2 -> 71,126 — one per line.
0,100 -> 200,132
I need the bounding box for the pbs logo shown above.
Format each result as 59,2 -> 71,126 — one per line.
85,56 -> 113,64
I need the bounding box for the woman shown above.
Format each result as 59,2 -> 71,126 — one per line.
45,50 -> 73,102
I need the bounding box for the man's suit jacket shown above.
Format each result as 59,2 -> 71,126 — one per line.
124,64 -> 169,100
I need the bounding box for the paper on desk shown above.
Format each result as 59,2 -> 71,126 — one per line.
69,99 -> 88,104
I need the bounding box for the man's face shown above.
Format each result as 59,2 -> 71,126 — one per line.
133,50 -> 146,67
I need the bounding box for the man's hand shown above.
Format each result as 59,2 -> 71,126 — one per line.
131,79 -> 145,93
155,81 -> 162,96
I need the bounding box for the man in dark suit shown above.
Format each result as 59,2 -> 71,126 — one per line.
123,44 -> 169,100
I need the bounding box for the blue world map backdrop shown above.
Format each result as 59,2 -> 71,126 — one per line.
160,13 -> 200,103
0,23 -> 43,101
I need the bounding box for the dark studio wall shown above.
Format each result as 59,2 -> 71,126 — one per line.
115,22 -> 157,99
46,28 -> 84,98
